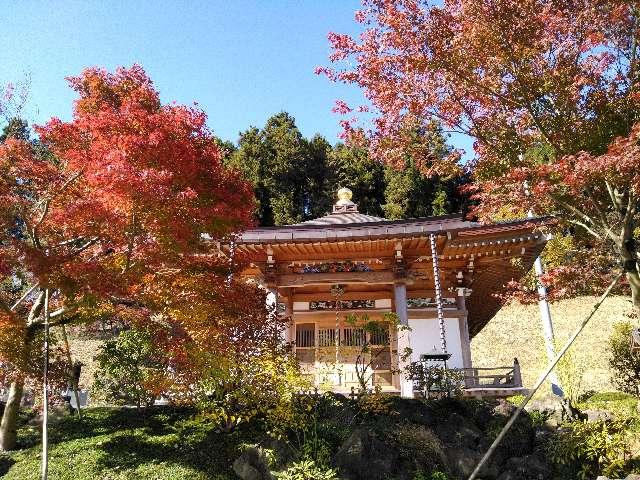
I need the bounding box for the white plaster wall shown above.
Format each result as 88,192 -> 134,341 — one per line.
408,318 -> 464,368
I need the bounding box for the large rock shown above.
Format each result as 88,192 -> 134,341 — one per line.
496,454 -> 552,480
445,447 -> 499,480
335,427 -> 399,480
233,446 -> 273,480
433,412 -> 482,449
0,453 -> 15,478
233,437 -> 296,480
387,397 -> 436,426
526,395 -> 586,426
478,401 -> 535,462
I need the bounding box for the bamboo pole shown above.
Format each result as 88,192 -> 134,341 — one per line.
468,271 -> 624,480
10,283 -> 39,311
60,325 -> 82,418
41,288 -> 50,480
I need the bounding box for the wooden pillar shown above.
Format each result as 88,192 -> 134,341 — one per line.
394,281 -> 413,398
457,288 -> 473,387
284,290 -> 295,343
457,288 -> 473,369
266,285 -> 288,343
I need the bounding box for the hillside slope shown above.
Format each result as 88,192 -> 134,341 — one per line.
471,295 -> 633,394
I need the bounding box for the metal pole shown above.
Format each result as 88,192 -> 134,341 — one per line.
524,176 -> 563,396
468,271 -> 623,480
41,288 -> 50,480
532,254 -> 564,396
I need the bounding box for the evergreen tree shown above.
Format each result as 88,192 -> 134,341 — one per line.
306,134 -> 333,219
326,143 -> 386,217
229,113 -> 468,226
383,124 -> 468,219
229,112 -> 332,226
0,118 -> 29,142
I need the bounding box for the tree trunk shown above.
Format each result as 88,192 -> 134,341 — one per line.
0,379 -> 24,451
627,270 -> 640,312
0,292 -> 43,452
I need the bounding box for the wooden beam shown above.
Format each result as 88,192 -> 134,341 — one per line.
276,270 -> 396,287
293,290 -> 393,302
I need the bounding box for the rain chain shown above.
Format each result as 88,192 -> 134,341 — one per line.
429,234 -> 447,354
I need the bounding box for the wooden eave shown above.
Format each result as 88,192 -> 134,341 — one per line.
229,215 -> 553,338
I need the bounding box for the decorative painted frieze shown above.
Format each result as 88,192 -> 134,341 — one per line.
407,297 -> 458,309
309,299 -> 376,310
292,261 -> 373,274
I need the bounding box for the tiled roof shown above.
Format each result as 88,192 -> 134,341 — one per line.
239,213 -> 474,243
293,212 -> 387,226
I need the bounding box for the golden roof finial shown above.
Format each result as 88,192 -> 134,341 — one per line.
337,187 -> 353,202
333,187 -> 358,213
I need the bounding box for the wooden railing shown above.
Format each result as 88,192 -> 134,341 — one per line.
461,358 -> 522,389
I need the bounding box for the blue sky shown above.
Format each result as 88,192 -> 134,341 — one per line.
1,0 -> 473,155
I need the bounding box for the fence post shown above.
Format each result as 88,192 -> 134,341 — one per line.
513,358 -> 522,387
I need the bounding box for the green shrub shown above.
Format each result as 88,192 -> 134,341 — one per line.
199,353 -> 307,433
548,419 -> 634,479
412,470 -> 449,480
555,344 -> 585,402
578,391 -> 640,420
273,459 -> 338,480
429,472 -> 449,480
609,322 -> 640,397
407,364 -> 465,398
93,328 -> 159,408
356,387 -> 394,416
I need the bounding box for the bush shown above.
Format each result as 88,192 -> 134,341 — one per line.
407,364 -> 465,399
93,328 -> 159,408
273,459 -> 338,480
198,353 -> 307,433
266,391 -> 351,464
555,344 -> 585,402
609,322 -> 640,397
548,419 -> 634,479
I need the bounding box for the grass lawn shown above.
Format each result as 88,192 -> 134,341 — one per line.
0,407 -> 253,480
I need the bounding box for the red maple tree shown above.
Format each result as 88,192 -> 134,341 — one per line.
319,0 -> 640,307
0,65 -> 257,450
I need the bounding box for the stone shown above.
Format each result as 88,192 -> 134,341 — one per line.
584,409 -> 613,422
526,395 -> 586,427
0,453 -> 15,478
232,446 -> 273,480
496,454 -> 552,480
445,447 -> 498,480
335,427 -> 398,480
433,412 -> 482,448
388,397 -> 436,426
259,437 -> 296,470
232,460 -> 261,480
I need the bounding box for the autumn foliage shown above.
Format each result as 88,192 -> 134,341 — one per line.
320,0 -> 640,306
0,66 -> 271,450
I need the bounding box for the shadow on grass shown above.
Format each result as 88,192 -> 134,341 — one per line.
0,454 -> 16,476
13,406 -> 257,477
94,411 -> 258,477
16,406 -> 199,450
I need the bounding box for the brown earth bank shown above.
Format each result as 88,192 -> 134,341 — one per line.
472,295 -> 634,394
